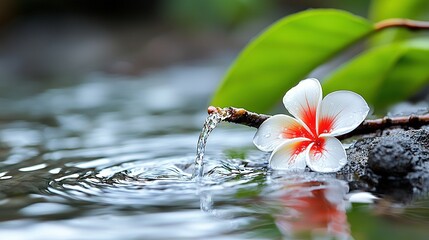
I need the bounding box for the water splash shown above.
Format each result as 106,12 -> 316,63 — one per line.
193,111 -> 231,180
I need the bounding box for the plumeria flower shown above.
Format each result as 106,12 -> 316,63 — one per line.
253,78 -> 369,172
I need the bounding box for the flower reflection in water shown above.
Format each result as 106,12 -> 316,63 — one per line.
273,178 -> 350,239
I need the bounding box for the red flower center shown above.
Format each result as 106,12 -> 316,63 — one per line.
283,119 -> 331,157
311,137 -> 326,154
319,116 -> 335,135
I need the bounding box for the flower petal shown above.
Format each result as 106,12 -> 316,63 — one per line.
269,138 -> 311,171
253,115 -> 311,151
306,137 -> 347,173
283,78 -> 322,136
318,91 -> 369,137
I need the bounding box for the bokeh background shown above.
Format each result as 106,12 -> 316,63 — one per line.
0,0 -> 374,97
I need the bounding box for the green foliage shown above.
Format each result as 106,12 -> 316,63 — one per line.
370,0 -> 429,22
162,0 -> 271,28
211,5 -> 429,113
369,0 -> 429,46
323,39 -> 429,110
211,9 -> 373,112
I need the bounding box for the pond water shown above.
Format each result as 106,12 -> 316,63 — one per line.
0,64 -> 428,239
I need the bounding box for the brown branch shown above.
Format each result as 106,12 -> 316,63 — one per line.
208,106 -> 270,128
208,106 -> 429,140
375,18 -> 429,31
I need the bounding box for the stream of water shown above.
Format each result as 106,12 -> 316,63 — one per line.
193,111 -> 232,180
1,65 -> 429,239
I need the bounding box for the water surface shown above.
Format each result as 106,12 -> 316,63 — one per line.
0,65 -> 428,239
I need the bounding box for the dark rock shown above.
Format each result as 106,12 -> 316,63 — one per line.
338,137 -> 375,181
368,134 -> 421,176
341,128 -> 429,200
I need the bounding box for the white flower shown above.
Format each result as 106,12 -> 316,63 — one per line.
253,78 -> 369,172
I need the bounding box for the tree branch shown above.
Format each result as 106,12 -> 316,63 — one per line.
208,106 -> 270,128
375,18 -> 429,31
208,106 -> 429,140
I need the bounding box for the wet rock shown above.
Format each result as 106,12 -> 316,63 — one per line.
368,133 -> 422,176
341,128 -> 429,197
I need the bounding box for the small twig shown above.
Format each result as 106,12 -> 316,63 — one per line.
208,106 -> 270,128
208,106 -> 429,140
375,18 -> 429,31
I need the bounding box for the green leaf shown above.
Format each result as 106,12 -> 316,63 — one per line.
370,0 -> 429,22
323,44 -> 404,105
375,40 -> 429,108
211,9 -> 373,113
322,39 -> 429,111
369,0 -> 429,46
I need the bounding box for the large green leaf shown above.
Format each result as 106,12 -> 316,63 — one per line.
211,9 -> 373,113
369,0 -> 429,46
322,39 -> 429,111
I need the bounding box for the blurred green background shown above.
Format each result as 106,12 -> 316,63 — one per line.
0,0 -> 374,83
1,0 -> 429,110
